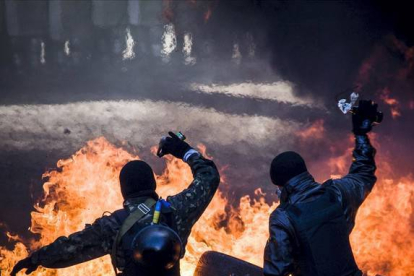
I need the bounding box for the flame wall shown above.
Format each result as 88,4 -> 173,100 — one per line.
1,135 -> 414,276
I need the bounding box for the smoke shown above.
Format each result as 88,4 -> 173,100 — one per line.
189,81 -> 323,108
0,99 -> 301,153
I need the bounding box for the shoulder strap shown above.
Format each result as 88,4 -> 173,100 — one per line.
111,197 -> 156,273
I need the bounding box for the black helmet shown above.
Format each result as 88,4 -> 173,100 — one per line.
132,225 -> 183,270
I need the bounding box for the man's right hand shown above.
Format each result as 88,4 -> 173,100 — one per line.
10,257 -> 39,276
352,100 -> 379,135
157,132 -> 192,159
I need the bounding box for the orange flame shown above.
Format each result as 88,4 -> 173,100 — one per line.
163,0 -> 174,23
328,135 -> 414,276
204,0 -> 218,23
380,87 -> 401,119
1,137 -> 414,276
390,35 -> 414,79
354,45 -> 383,90
296,119 -> 325,140
204,8 -> 212,23
0,138 -> 273,276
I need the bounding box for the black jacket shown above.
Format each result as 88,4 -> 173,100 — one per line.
263,134 -> 377,276
29,153 -> 220,276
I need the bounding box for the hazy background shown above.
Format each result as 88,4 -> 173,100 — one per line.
0,0 -> 413,244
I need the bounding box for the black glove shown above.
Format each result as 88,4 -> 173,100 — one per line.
157,132 -> 192,159
352,100 -> 378,135
10,256 -> 39,276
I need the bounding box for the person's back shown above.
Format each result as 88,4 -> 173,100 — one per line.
112,150 -> 220,276
264,100 -> 379,276
271,172 -> 368,276
110,197 -> 181,276
11,132 -> 220,276
283,185 -> 357,276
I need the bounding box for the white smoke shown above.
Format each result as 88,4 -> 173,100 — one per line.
122,28 -> 136,60
190,82 -> 322,108
183,33 -> 196,66
40,41 -> 46,64
161,24 -> 177,63
64,40 -> 71,56
0,100 -> 302,153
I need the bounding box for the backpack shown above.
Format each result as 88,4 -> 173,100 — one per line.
111,198 -> 179,274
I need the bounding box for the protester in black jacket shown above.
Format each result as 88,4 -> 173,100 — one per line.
11,132 -> 220,276
264,100 -> 379,276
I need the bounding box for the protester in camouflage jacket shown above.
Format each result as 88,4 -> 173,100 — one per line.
11,132 -> 220,276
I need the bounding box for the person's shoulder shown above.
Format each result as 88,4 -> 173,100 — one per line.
325,178 -> 346,198
111,209 -> 128,221
269,207 -> 290,228
271,206 -> 288,217
94,209 -> 126,227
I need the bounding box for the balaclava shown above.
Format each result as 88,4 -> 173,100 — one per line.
119,160 -> 156,199
270,151 -> 308,186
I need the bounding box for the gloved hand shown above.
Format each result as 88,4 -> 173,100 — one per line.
352,100 -> 378,135
157,132 -> 192,159
10,256 -> 39,276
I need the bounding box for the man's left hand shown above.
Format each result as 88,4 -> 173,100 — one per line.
10,257 -> 39,276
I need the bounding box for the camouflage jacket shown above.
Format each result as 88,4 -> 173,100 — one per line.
29,153 -> 220,275
263,134 -> 377,276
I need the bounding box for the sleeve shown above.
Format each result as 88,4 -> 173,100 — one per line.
30,214 -> 120,268
167,153 -> 220,236
263,210 -> 295,276
331,134 -> 377,231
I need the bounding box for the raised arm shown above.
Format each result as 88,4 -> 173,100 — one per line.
167,153 -> 220,231
156,132 -> 220,241
330,100 -> 379,231
331,134 -> 376,230
11,214 -> 119,275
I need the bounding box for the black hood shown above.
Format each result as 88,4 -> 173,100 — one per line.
119,160 -> 156,199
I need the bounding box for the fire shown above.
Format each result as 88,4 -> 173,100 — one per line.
1,137 -> 414,276
204,1 -> 219,24
390,35 -> 414,79
0,137 -> 273,276
354,44 -> 383,90
163,0 -> 174,23
351,177 -> 414,275
379,87 -> 401,119
329,135 -> 414,276
204,8 -> 212,23
296,119 -> 325,140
